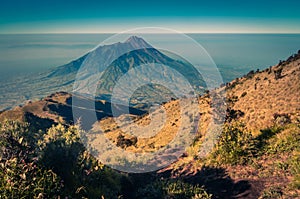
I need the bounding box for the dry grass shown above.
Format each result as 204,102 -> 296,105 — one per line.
226,59 -> 300,131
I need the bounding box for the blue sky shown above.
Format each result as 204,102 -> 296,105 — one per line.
1,0 -> 300,33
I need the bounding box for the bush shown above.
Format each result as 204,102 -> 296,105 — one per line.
244,70 -> 255,79
273,113 -> 291,126
209,122 -> 256,165
289,151 -> 300,189
259,186 -> 283,199
136,180 -> 164,198
116,133 -> 137,148
0,158 -> 62,198
240,91 -> 247,98
136,179 -> 212,199
274,67 -> 283,80
164,180 -> 212,199
255,126 -> 283,154
225,108 -> 244,122
0,121 -> 125,198
266,124 -> 300,154
39,124 -> 123,198
0,120 -> 62,198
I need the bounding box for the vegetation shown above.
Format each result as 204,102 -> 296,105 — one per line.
259,186 -> 283,199
0,120 -> 215,198
0,121 -> 62,198
290,152 -> 300,189
0,117 -> 299,198
38,124 -> 123,198
0,121 -> 124,198
208,122 -> 256,165
116,133 -> 137,148
136,179 -> 212,199
266,124 -> 300,154
2,118 -> 299,198
274,67 -> 283,80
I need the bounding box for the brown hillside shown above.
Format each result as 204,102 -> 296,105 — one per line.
224,52 -> 300,131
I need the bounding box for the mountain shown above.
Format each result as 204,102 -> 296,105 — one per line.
93,47 -> 205,106
71,36 -> 205,108
0,36 -> 205,111
48,35 -> 153,78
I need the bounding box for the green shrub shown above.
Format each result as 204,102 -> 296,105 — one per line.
0,121 -> 125,198
136,179 -> 212,199
136,180 -> 165,198
164,180 -> 212,199
39,124 -> 123,198
209,122 -> 256,165
256,125 -> 283,154
259,186 -> 283,199
0,158 -> 62,198
266,124 -> 300,154
0,120 -> 62,198
289,151 -> 300,189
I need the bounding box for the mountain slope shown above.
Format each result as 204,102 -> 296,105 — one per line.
224,51 -> 300,131
163,51 -> 300,198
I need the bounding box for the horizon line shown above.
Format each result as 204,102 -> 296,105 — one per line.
1,32 -> 300,35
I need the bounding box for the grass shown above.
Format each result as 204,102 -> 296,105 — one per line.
259,186 -> 283,199
266,124 -> 300,154
289,151 -> 300,189
136,179 -> 212,199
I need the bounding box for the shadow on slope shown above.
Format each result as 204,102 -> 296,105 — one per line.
47,94 -> 146,130
159,166 -> 262,199
185,166 -> 259,199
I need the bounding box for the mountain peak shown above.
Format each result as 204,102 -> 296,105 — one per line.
125,35 -> 144,43
125,36 -> 152,49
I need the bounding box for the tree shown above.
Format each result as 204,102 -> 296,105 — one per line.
274,67 -> 283,80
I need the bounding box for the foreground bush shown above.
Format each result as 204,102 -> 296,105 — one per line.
39,123 -> 124,198
0,121 -> 125,198
0,120 -> 62,198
